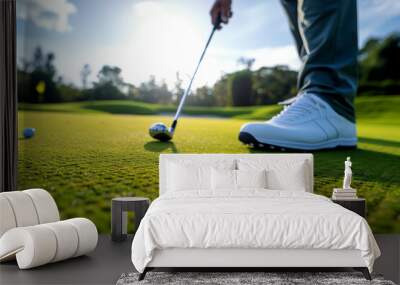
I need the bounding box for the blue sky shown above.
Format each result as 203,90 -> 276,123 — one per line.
17,0 -> 400,89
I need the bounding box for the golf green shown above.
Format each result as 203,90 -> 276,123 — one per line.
18,98 -> 400,233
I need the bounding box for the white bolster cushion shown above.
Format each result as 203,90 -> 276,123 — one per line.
0,218 -> 98,269
0,196 -> 17,237
0,191 -> 39,227
0,189 -> 60,237
42,221 -> 79,262
64,218 -> 98,257
23,189 -> 60,224
0,226 -> 57,268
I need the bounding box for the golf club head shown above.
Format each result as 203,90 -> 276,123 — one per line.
149,122 -> 173,142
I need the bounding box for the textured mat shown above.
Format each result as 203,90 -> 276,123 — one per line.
117,271 -> 396,285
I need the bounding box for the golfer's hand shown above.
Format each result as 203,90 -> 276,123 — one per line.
210,0 -> 232,29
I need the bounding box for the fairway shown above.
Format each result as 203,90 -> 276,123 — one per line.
18,97 -> 400,233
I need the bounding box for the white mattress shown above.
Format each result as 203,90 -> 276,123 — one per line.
131,190 -> 380,273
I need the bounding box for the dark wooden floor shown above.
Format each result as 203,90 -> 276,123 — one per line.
1,234 -> 399,285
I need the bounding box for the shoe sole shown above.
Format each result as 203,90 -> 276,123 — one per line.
238,132 -> 357,152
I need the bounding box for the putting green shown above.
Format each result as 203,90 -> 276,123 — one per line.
18,100 -> 400,233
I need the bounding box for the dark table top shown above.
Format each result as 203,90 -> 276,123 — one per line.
112,197 -> 149,202
332,198 -> 366,202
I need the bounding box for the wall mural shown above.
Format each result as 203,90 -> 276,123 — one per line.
17,0 -> 400,233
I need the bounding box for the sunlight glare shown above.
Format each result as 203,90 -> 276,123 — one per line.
125,1 -> 203,87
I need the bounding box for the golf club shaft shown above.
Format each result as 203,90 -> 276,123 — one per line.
170,25 -> 218,133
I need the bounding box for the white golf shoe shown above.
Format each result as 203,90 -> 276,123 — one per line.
238,94 -> 357,151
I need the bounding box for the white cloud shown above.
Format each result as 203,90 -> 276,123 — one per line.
359,0 -> 400,19
358,0 -> 400,43
17,0 -> 77,32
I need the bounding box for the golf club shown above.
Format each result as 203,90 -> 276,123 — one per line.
149,15 -> 222,142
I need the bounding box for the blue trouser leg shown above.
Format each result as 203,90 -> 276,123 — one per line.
281,0 -> 358,123
280,0 -> 305,59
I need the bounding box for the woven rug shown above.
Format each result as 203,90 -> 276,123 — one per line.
116,271 -> 396,285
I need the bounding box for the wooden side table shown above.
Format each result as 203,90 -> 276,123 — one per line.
332,198 -> 366,218
111,197 -> 150,242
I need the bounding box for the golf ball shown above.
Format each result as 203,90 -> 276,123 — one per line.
23,128 -> 36,139
149,122 -> 172,142
149,122 -> 168,133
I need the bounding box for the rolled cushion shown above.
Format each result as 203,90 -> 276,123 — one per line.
42,221 -> 79,262
0,226 -> 57,268
0,191 -> 39,227
23,189 -> 60,224
64,218 -> 98,257
0,189 -> 60,239
0,218 -> 98,269
0,196 -> 17,237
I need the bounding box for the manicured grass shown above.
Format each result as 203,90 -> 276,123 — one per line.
18,100 -> 282,120
18,95 -> 400,121
17,96 -> 400,233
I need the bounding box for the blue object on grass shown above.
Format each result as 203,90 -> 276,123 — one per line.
23,128 -> 36,139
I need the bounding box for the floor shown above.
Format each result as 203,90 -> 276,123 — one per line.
1,234 -> 399,285
0,235 -> 134,285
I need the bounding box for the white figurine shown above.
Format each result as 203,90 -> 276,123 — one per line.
343,157 -> 353,190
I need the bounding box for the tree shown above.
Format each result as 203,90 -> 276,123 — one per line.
228,70 -> 253,106
80,64 -> 92,89
173,72 -> 185,105
44,52 -> 56,78
82,65 -> 127,100
32,47 -> 44,70
58,83 -> 81,102
359,38 -> 379,57
359,33 -> 400,82
212,75 -> 230,106
17,46 -> 62,103
125,83 -> 138,100
88,81 -> 125,100
358,33 -> 400,95
136,76 -> 173,104
97,65 -> 124,90
253,65 -> 297,104
187,86 -> 215,106
237,57 -> 255,70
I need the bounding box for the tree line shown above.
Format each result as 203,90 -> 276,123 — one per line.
18,33 -> 400,106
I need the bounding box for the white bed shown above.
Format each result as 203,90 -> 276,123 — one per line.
131,154 -> 380,280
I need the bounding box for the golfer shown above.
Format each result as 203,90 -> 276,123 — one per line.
210,0 -> 358,151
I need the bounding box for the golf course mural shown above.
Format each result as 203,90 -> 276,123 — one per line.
18,95 -> 400,233
16,0 -> 399,234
